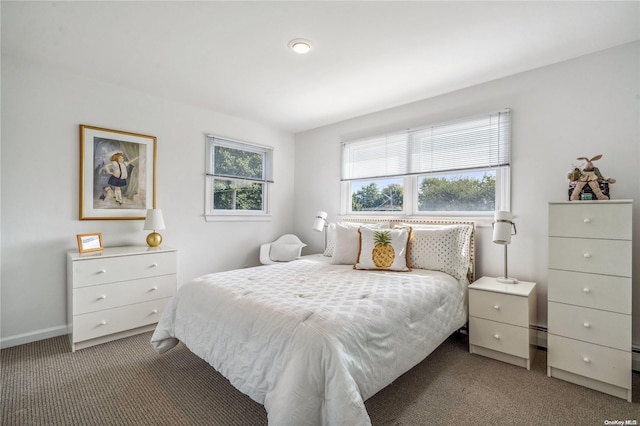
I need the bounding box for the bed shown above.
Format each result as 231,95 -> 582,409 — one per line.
151,218 -> 475,425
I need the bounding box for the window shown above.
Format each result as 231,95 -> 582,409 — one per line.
341,109 -> 511,216
205,135 -> 273,220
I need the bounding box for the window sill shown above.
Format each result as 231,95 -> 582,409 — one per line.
205,214 -> 272,222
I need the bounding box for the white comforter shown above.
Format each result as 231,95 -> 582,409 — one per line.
151,256 -> 467,425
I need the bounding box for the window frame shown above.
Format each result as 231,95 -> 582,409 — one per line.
205,135 -> 273,222
340,110 -> 511,219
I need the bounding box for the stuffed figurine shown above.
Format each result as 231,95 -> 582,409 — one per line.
567,154 -> 616,201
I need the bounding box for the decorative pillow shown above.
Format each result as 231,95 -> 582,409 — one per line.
355,227 -> 412,271
323,223 -> 337,257
331,222 -> 363,265
401,224 -> 472,281
270,242 -> 306,262
330,222 -> 388,264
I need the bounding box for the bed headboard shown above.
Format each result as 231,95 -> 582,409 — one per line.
341,217 -> 476,282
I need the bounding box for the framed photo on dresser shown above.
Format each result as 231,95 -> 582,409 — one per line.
79,125 -> 156,220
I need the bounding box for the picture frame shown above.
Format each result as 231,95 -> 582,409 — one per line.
76,233 -> 104,253
79,125 -> 156,220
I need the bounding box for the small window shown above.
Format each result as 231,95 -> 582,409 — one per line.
205,135 -> 273,221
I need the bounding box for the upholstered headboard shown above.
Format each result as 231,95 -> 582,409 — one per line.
340,217 -> 476,282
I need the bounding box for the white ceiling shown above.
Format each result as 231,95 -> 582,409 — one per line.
2,1 -> 639,133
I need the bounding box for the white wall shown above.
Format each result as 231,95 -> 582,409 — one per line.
0,56 -> 296,347
293,42 -> 640,345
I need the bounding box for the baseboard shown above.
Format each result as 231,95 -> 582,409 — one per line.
530,324 -> 640,374
0,325 -> 68,349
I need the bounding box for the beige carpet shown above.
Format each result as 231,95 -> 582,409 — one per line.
2,332 -> 638,425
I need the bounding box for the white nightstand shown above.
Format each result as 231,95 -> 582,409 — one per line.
469,276 -> 537,369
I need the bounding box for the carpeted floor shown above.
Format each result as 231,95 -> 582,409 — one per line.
2,331 -> 638,425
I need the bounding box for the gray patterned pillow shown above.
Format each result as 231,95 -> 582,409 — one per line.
400,224 -> 472,281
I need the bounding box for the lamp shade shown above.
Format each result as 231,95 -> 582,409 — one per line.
312,210 -> 327,232
492,211 -> 514,244
144,209 -> 166,231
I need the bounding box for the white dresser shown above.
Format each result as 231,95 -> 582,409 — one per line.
67,246 -> 177,351
547,200 -> 632,402
469,276 -> 537,370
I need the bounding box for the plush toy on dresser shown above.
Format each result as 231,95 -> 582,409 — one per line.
567,154 -> 616,201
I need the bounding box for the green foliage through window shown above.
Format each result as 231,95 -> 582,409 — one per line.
213,179 -> 263,211
206,136 -> 272,216
351,179 -> 404,212
418,172 -> 495,211
214,146 -> 263,180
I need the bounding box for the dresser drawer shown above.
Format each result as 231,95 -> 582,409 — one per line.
547,334 -> 631,389
72,298 -> 170,343
469,289 -> 529,327
548,302 -> 631,351
71,251 -> 177,288
548,237 -> 631,276
73,274 -> 176,315
469,317 -> 530,359
548,270 -> 631,314
549,203 -> 631,240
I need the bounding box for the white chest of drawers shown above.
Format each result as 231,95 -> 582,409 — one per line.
547,200 -> 632,402
469,276 -> 537,370
67,246 -> 177,351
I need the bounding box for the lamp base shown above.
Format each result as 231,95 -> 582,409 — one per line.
497,276 -> 518,284
146,232 -> 163,247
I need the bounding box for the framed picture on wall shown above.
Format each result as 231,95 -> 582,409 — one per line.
79,125 -> 156,220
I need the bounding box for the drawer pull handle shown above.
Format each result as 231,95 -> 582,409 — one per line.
493,334 -> 500,340
583,253 -> 591,259
151,263 -> 158,268
98,269 -> 107,274
99,295 -> 107,300
583,218 -> 591,224
583,357 -> 590,363
583,322 -> 591,328
151,286 -> 158,291
493,305 -> 500,310
583,288 -> 591,294
152,309 -> 158,314
99,321 -> 107,326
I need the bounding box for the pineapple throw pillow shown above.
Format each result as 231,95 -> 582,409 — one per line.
355,227 -> 412,271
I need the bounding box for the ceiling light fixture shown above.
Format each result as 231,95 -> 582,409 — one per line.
289,39 -> 312,54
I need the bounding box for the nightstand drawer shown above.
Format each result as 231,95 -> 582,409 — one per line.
548,302 -> 630,351
548,203 -> 631,240
548,237 -> 631,276
73,275 -> 176,315
72,298 -> 170,342
548,334 -> 631,389
71,251 -> 177,288
469,317 -> 530,358
469,289 -> 529,327
548,270 -> 631,314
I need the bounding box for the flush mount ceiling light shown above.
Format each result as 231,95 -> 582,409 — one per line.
289,39 -> 312,54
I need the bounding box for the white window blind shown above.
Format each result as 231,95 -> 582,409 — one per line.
342,109 -> 510,180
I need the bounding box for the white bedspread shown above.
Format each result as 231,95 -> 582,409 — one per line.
151,256 -> 467,425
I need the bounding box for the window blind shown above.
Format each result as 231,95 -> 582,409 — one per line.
342,109 -> 510,180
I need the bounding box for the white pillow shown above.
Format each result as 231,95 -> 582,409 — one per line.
402,224 -> 472,281
355,227 -> 411,271
330,222 -> 389,265
331,223 -> 362,265
270,242 -> 306,262
323,223 -> 337,257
